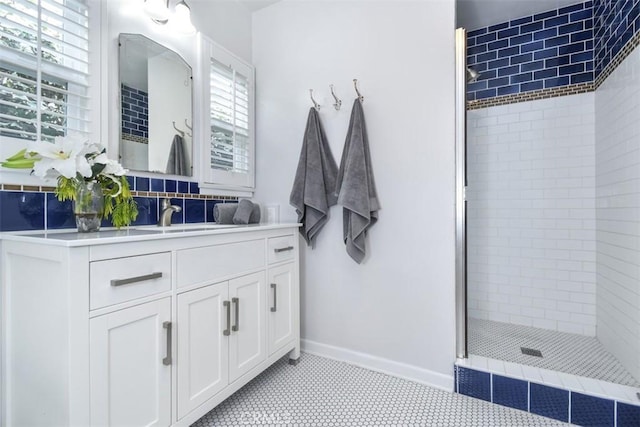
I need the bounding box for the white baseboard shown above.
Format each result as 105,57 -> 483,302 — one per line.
301,339 -> 454,392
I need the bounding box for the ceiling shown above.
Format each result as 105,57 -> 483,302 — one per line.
457,0 -> 583,31
235,0 -> 280,12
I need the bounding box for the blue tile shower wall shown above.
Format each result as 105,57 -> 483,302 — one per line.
121,84 -> 149,139
593,0 -> 640,77
455,366 -> 640,426
467,1 -> 595,100
0,178 -> 233,232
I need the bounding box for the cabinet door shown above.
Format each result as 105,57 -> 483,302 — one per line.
228,272 -> 266,382
90,298 -> 171,427
176,282 -> 229,419
268,263 -> 295,355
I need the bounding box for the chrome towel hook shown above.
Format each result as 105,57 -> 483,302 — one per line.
353,79 -> 364,102
309,89 -> 321,111
330,84 -> 342,111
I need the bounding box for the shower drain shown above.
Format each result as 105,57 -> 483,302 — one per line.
521,347 -> 543,357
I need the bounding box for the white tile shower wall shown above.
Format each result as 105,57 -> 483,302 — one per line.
467,92 -> 597,335
595,46 -> 640,381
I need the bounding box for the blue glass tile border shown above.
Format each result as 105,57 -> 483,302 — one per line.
453,365 -> 640,426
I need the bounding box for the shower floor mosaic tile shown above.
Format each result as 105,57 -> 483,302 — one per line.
192,353 -> 567,426
469,319 -> 640,387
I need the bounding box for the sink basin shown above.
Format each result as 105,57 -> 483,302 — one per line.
132,223 -> 240,232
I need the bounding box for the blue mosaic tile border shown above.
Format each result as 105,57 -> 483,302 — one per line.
121,83 -> 149,140
594,0 -> 640,78
0,178 -> 238,232
467,1 -> 594,101
455,366 -> 640,427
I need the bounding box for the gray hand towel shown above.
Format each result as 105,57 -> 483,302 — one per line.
213,202 -> 261,224
289,108 -> 338,247
335,99 -> 380,264
214,203 -> 237,224
166,134 -> 188,175
233,199 -> 254,224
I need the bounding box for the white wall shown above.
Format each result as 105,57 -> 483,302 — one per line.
252,1 -> 456,389
595,46 -> 640,380
467,93 -> 597,336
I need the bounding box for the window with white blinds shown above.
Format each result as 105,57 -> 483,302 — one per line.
0,0 -> 90,142
206,43 -> 254,190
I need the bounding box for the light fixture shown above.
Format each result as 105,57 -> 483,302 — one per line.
144,0 -> 170,24
143,0 -> 196,35
172,1 -> 196,35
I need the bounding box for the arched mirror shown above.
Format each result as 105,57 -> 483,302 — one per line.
118,33 -> 193,176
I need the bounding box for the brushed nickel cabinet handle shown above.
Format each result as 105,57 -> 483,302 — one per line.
274,246 -> 294,253
270,283 -> 277,312
111,272 -> 163,287
162,321 -> 172,366
223,301 -> 231,336
232,297 -> 239,332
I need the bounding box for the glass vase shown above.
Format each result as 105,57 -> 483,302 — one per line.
74,180 -> 104,232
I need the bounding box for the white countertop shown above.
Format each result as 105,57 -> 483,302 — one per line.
0,223 -> 301,247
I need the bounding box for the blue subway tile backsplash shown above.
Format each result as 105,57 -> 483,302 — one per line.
121,84 -> 149,140
467,1 -> 595,101
467,0 -> 640,103
0,191 -> 45,231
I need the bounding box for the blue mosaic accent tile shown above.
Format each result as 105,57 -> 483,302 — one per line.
151,178 -> 164,192
492,375 -> 528,411
571,392 -> 614,427
131,196 -> 158,226
121,84 -> 149,139
136,176 -> 149,192
618,402 -> 640,427
169,198 -> 185,224
530,383 -> 569,422
46,193 -> 74,229
189,181 -> 199,194
0,191 -> 45,231
184,199 -> 206,223
206,199 -> 223,222
467,1 -> 595,101
457,367 -> 491,402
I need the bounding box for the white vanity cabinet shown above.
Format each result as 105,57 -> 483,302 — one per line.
0,225 -> 300,427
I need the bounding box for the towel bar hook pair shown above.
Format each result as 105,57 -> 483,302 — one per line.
309,79 -> 364,111
173,119 -> 192,138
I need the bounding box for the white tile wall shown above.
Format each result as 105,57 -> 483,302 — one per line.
595,46 -> 640,381
467,93 -> 597,336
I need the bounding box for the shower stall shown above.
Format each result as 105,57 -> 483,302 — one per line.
454,1 -> 640,423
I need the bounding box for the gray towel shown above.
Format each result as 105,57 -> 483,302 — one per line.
289,108 -> 338,246
166,134 -> 188,175
214,202 -> 261,224
233,199 -> 254,224
335,99 -> 380,264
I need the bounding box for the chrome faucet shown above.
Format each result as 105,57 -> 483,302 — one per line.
158,198 -> 182,227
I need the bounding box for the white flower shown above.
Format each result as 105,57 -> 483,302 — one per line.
28,134 -> 92,179
93,153 -> 128,176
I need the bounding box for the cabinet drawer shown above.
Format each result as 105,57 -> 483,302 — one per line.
268,235 -> 296,264
90,252 -> 171,310
177,240 -> 264,288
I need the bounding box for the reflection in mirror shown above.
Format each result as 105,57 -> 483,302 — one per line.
119,33 -> 193,176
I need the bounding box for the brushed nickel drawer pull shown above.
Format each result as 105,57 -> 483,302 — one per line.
274,246 -> 294,253
223,301 -> 231,336
270,283 -> 277,312
232,297 -> 239,332
162,321 -> 172,366
110,272 -> 163,287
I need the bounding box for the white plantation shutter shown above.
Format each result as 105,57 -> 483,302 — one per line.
0,0 -> 90,142
205,42 -> 254,190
